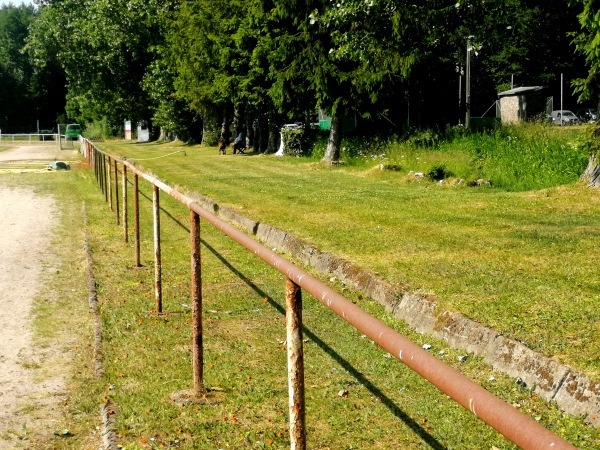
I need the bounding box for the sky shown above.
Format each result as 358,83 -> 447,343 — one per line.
0,0 -> 36,6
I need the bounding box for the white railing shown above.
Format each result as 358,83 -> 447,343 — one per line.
0,133 -> 59,143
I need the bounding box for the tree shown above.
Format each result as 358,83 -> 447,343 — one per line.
27,0 -> 194,138
0,4 -> 63,132
570,0 -> 600,103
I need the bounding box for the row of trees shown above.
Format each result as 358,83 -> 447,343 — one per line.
0,4 -> 65,133
1,1 -> 600,158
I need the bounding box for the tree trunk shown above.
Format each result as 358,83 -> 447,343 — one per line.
322,105 -> 343,162
258,115 -> 269,153
580,154 -> 600,187
246,117 -> 254,150
221,113 -> 231,145
265,113 -> 279,154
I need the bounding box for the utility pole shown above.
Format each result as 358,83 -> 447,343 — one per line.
458,65 -> 462,126
465,36 -> 474,129
560,73 -> 564,126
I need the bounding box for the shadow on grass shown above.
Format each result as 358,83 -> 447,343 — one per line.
127,184 -> 446,449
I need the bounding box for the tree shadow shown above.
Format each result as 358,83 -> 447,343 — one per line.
131,187 -> 447,449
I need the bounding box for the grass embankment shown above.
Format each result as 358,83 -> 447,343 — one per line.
100,124 -> 599,378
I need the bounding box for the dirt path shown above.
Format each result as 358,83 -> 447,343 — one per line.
0,144 -> 79,448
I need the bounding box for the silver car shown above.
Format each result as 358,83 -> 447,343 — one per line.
551,110 -> 581,126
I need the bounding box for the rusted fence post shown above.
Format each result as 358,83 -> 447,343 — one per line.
286,278 -> 306,450
190,210 -> 204,394
103,154 -> 108,203
107,156 -> 113,211
153,185 -> 162,313
101,152 -> 106,198
97,150 -> 102,192
114,159 -> 120,225
122,165 -> 128,243
94,148 -> 99,184
134,173 -> 141,267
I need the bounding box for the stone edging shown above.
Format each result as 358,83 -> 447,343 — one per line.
83,203 -> 119,450
186,191 -> 600,427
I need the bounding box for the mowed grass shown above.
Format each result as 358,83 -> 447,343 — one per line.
77,163 -> 597,449
3,146 -> 597,448
100,135 -> 600,380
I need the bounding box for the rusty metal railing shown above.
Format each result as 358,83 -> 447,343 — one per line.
80,138 -> 577,450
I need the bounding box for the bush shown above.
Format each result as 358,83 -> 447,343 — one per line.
202,129 -> 220,147
83,117 -> 111,141
405,128 -> 440,148
427,163 -> 452,181
280,127 -> 305,157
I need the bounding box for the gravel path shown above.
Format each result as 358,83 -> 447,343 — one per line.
0,144 -> 78,448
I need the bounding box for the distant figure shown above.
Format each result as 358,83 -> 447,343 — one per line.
230,130 -> 246,154
218,139 -> 226,155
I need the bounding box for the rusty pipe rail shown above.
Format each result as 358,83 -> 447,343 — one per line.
84,141 -> 577,450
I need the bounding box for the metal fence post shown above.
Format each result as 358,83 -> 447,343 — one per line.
114,159 -> 120,225
153,185 -> 162,313
122,165 -> 128,243
190,210 -> 204,394
103,154 -> 108,203
286,278 -> 306,450
107,156 -> 113,211
101,153 -> 106,198
97,150 -> 102,192
94,148 -> 99,183
134,173 -> 141,267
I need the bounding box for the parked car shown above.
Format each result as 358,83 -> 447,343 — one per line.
577,107 -> 599,123
550,110 -> 581,126
65,123 -> 82,139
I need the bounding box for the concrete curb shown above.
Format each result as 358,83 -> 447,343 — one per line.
187,192 -> 600,427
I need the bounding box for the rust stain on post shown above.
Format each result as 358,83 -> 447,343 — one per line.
153,185 -> 162,313
122,165 -> 128,243
190,210 -> 204,394
286,278 -> 306,450
133,174 -> 141,267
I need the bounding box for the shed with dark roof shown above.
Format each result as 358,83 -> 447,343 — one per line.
498,86 -> 547,123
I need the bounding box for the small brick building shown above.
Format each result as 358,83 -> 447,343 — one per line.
498,86 -> 546,123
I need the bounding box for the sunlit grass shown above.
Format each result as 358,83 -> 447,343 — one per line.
100,128 -> 600,381
79,168 -> 597,449
4,141 -> 597,448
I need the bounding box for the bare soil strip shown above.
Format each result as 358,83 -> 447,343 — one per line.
0,186 -> 60,448
0,143 -> 79,448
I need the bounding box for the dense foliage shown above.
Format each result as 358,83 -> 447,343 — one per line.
0,4 -> 66,132
1,1 -> 598,155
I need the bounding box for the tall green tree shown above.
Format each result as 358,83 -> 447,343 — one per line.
266,0 -> 429,160
28,0 -> 195,138
0,4 -> 63,132
570,0 -> 600,103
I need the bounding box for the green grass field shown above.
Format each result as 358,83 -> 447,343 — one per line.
3,125 -> 599,449
100,127 -> 599,379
